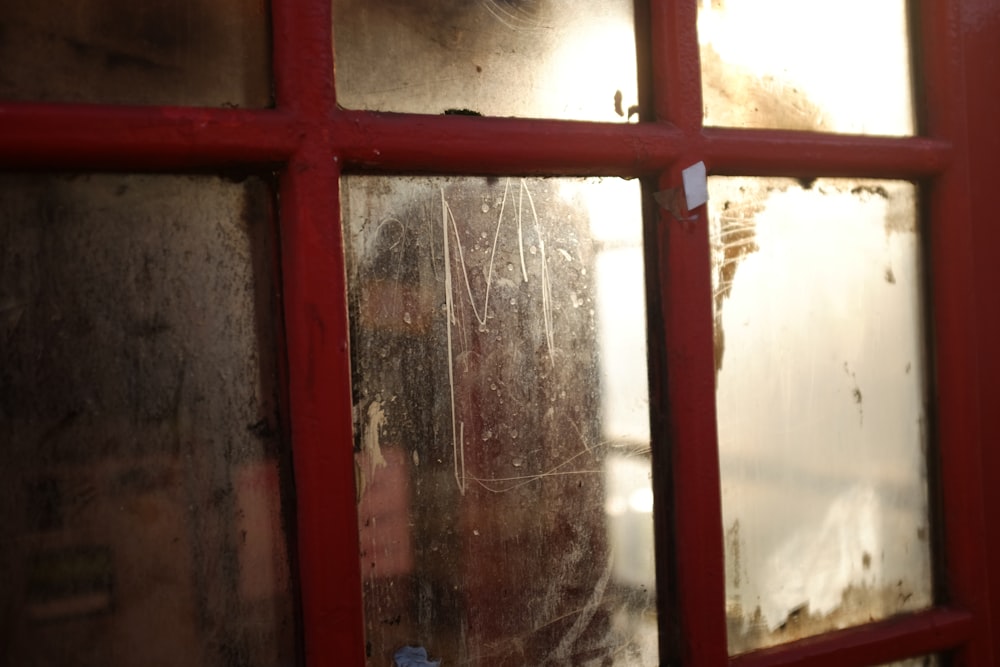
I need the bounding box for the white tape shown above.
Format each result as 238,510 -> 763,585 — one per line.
682,161 -> 708,210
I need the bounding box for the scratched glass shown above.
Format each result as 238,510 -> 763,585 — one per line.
332,0 -> 639,121
0,174 -> 296,666
708,177 -> 933,654
698,0 -> 914,135
0,0 -> 271,106
343,176 -> 656,665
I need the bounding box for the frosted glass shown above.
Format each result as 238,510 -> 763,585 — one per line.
709,177 -> 933,653
0,0 -> 271,106
0,174 -> 295,667
699,0 -> 914,135
343,175 -> 656,665
333,0 -> 639,122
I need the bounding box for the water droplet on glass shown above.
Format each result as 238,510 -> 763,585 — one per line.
478,323 -> 488,333
490,383 -> 497,391
506,262 -> 514,271
512,457 -> 524,468
403,311 -> 412,324
529,245 -> 538,255
480,231 -> 488,239
510,429 -> 518,439
509,297 -> 516,305
481,429 -> 493,442
481,203 -> 490,213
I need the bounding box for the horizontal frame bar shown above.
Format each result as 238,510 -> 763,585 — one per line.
0,103 -> 301,170
0,103 -> 953,180
331,111 -> 683,177
703,127 -> 953,179
729,607 -> 973,667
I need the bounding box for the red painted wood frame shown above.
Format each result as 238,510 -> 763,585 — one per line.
1,0 -> 997,665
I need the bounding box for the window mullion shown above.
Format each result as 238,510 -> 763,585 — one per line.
645,0 -> 728,661
280,151 -> 365,666
650,165 -> 730,664
917,0 -> 996,662
273,0 -> 362,665
648,0 -> 703,130
273,0 -> 336,118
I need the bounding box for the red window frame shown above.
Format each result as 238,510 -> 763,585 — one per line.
2,0 -> 999,664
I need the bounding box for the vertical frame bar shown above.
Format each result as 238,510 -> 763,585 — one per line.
279,154 -> 364,667
916,0 -> 995,663
273,0 -> 365,665
647,0 -> 729,663
649,0 -> 704,131
273,0 -> 336,116
651,169 -> 729,665
961,1 -> 1000,662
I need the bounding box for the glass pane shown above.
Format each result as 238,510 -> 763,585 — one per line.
883,657 -> 939,667
0,174 -> 296,666
709,177 -> 933,653
0,0 -> 271,106
698,0 -> 914,135
343,176 -> 656,665
333,0 -> 638,121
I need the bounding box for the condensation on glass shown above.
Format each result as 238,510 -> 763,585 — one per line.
0,175 -> 296,666
708,177 -> 933,654
698,0 -> 914,135
332,0 -> 639,121
0,0 -> 271,106
343,176 -> 656,665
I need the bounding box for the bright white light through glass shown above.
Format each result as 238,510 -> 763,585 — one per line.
709,177 -> 933,654
699,0 -> 914,135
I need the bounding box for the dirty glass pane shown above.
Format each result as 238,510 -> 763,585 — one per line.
343,176 -> 656,665
883,657 -> 939,667
332,0 -> 639,121
0,175 -> 296,666
0,0 -> 271,106
709,177 -> 933,653
698,0 -> 914,135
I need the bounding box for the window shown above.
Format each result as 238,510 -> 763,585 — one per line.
2,0 -> 999,665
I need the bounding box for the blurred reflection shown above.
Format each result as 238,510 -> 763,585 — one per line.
0,175 -> 295,666
708,177 -> 932,653
698,0 -> 914,135
332,0 -> 639,121
343,176 -> 656,665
